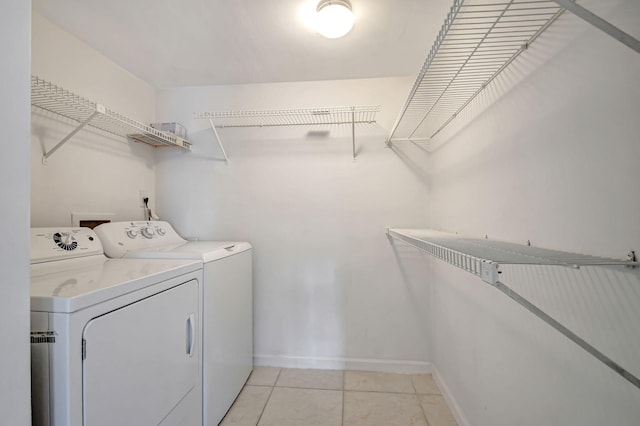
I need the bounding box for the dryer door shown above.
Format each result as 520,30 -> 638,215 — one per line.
82,279 -> 199,426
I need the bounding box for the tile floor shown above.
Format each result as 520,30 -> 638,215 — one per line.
220,367 -> 457,426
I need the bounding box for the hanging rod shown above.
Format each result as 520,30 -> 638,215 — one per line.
387,228 -> 640,390
194,106 -> 380,161
31,76 -> 191,163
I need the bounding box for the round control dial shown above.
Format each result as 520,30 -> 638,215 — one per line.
53,232 -> 78,251
141,226 -> 155,239
156,227 -> 166,236
126,229 -> 139,239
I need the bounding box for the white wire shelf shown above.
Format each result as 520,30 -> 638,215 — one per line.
194,106 -> 379,128
387,0 -> 640,146
194,106 -> 380,161
388,228 -> 636,283
388,0 -> 564,144
31,76 -> 191,162
388,228 -> 640,390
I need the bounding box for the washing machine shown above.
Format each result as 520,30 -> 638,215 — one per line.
30,227 -> 204,426
94,221 -> 253,426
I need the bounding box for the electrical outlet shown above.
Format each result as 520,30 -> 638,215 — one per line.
139,190 -> 150,208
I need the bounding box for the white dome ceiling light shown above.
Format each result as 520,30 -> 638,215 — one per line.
315,0 -> 355,39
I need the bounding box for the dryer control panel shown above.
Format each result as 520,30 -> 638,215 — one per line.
94,221 -> 186,258
31,228 -> 104,264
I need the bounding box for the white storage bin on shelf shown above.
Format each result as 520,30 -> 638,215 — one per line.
31,76 -> 191,163
150,122 -> 187,139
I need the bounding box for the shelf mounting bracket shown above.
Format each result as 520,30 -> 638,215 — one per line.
351,107 -> 356,160
42,105 -> 104,164
492,280 -> 640,390
208,118 -> 229,163
552,0 -> 640,54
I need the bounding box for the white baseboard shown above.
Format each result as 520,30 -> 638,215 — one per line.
432,365 -> 470,426
254,354 -> 432,374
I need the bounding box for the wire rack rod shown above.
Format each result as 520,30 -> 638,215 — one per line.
387,228 -> 640,390
31,76 -> 191,161
387,0 -> 564,144
194,106 -> 380,128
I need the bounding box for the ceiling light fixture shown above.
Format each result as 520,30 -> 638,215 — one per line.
315,0 -> 355,39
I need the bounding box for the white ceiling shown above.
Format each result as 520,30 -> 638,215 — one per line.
32,0 -> 453,88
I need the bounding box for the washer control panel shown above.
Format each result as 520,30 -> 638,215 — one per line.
31,228 -> 104,263
94,221 -> 186,258
122,223 -> 167,240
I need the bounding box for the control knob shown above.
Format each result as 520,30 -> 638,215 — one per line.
53,232 -> 78,251
157,227 -> 166,236
141,226 -> 155,239
126,229 -> 139,239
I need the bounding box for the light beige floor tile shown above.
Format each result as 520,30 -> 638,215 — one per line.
220,386 -> 272,426
419,395 -> 457,426
343,391 -> 428,426
258,387 -> 342,426
247,366 -> 281,386
276,368 -> 344,390
345,370 -> 415,394
411,374 -> 441,395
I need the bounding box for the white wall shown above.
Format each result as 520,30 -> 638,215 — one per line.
155,78 -> 434,372
31,12 -> 159,227
0,1 -> 32,424
390,1 -> 640,424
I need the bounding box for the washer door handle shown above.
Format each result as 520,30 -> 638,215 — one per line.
186,313 -> 195,357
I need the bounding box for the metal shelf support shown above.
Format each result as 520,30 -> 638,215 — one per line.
552,0 -> 640,55
208,118 -> 229,163
387,228 -> 640,390
351,108 -> 356,159
42,106 -> 103,164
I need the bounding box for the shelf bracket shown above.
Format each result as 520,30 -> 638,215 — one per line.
492,280 -> 640,390
208,118 -> 229,163
42,104 -> 104,164
552,0 -> 640,55
480,261 -> 500,284
351,108 -> 356,160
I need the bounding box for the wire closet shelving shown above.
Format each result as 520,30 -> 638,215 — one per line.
387,0 -> 640,146
31,76 -> 191,163
387,228 -> 640,390
388,0 -> 564,145
194,105 -> 380,161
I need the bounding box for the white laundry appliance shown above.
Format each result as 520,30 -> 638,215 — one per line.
30,227 -> 204,426
94,221 -> 253,426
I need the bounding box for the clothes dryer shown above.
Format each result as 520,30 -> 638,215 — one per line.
94,221 -> 253,426
30,227 -> 203,426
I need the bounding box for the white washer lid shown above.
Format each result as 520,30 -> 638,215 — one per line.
124,241 -> 252,263
30,257 -> 202,313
